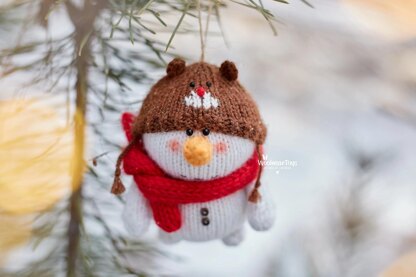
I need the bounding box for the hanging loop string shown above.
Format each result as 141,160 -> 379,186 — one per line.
197,0 -> 204,62
204,3 -> 213,48
197,0 -> 213,62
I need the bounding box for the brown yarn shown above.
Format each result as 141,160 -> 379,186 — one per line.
248,145 -> 263,203
111,136 -> 138,195
132,60 -> 267,145
166,58 -> 186,78
219,60 -> 238,81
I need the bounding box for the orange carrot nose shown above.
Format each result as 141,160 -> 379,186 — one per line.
183,136 -> 212,166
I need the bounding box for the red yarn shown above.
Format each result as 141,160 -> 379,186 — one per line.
121,113 -> 260,233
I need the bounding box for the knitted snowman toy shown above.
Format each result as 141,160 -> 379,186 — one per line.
111,58 -> 275,245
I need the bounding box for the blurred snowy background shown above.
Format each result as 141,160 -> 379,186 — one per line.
1,0 -> 416,276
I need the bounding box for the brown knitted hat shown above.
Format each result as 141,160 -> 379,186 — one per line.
132,58 -> 267,144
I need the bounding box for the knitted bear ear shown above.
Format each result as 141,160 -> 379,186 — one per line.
166,58 -> 186,78
220,60 -> 238,81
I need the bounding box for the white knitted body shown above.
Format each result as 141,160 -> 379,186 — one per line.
123,131 -> 275,245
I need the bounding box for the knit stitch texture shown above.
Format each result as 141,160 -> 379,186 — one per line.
132,60 -> 267,145
117,59 -> 275,244
122,113 -> 260,232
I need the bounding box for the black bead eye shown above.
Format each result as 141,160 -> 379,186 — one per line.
206,81 -> 212,88
186,129 -> 193,136
202,128 -> 210,136
189,81 -> 195,88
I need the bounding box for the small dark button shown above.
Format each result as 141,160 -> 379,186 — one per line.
189,81 -> 195,88
206,81 -> 212,88
200,207 -> 209,216
202,128 -> 210,136
186,129 -> 193,136
202,217 -> 210,226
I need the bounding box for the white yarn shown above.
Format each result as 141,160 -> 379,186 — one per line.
184,90 -> 220,109
246,182 -> 276,231
122,131 -> 276,245
142,131 -> 254,180
122,184 -> 152,236
222,227 -> 245,246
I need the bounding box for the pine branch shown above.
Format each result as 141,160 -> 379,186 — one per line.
64,2 -> 99,275
0,0 -> 310,275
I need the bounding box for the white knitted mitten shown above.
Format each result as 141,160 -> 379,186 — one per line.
246,183 -> 276,231
122,184 -> 152,236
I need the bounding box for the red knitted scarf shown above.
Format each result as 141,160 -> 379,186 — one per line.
121,113 -> 260,233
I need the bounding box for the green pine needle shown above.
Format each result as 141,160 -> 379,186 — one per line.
165,1 -> 190,52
